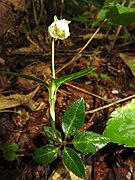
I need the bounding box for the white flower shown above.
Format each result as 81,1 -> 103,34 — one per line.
48,16 -> 70,40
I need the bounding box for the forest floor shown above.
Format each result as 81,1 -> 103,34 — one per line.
0,20 -> 135,180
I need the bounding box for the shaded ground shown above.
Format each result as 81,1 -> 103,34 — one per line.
0,2 -> 135,179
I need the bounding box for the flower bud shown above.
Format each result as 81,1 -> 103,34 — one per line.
48,16 -> 70,40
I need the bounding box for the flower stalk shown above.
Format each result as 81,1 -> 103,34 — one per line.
49,80 -> 57,135
48,15 -> 70,139
52,38 -> 55,79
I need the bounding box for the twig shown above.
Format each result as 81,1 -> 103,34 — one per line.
80,113 -> 96,131
65,82 -> 110,102
27,35 -> 43,51
56,19 -> 107,74
86,94 -> 135,114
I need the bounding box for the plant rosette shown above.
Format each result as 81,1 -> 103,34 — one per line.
48,16 -> 71,40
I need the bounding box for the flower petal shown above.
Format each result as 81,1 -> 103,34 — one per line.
48,17 -> 70,40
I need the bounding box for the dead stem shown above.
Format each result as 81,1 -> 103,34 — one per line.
86,94 -> 135,114
65,82 -> 110,102
27,35 -> 43,51
56,19 -> 107,74
80,113 -> 96,131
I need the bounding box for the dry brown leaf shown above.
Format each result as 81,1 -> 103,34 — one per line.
119,53 -> 135,76
12,109 -> 29,127
0,75 -> 9,91
0,0 -> 26,36
0,86 -> 45,111
0,57 -> 5,65
48,162 -> 86,180
12,43 -> 41,54
17,61 -> 51,89
10,0 -> 26,11
66,85 -> 92,99
81,33 -> 114,41
0,0 -> 15,35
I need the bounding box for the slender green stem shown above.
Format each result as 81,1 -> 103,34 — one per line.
49,39 -> 60,141
52,38 -> 55,79
50,38 -> 56,129
32,0 -> 38,26
50,100 -> 56,131
49,82 -> 61,142
37,0 -> 44,26
47,37 -> 57,141
49,81 -> 56,131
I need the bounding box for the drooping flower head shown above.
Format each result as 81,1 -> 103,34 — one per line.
48,16 -> 71,40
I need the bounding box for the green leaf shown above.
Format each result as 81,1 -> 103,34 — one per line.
73,131 -> 109,154
0,142 -> 19,152
106,2 -> 135,25
129,84 -> 135,89
3,151 -> 17,161
72,11 -> 91,24
44,126 -> 62,144
0,142 -> 19,161
62,147 -> 85,179
100,73 -> 111,81
103,99 -> 135,147
55,67 -> 95,88
0,71 -> 49,89
33,145 -> 58,164
92,8 -> 109,27
62,98 -> 85,137
84,0 -> 120,9
93,2 -> 135,26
